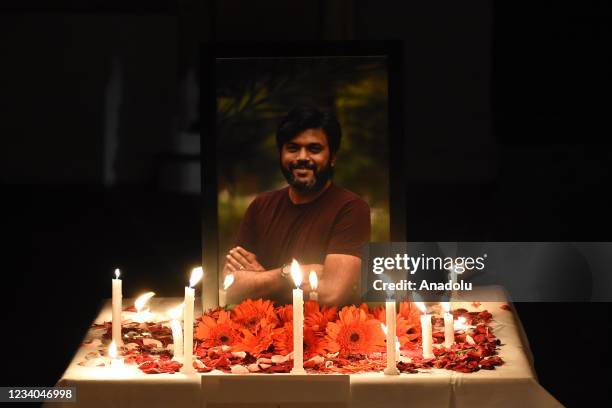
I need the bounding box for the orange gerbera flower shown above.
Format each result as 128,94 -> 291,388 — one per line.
202,306 -> 223,320
321,304 -> 338,322
272,323 -> 291,356
307,301 -> 338,323
370,305 -> 385,322
277,304 -> 293,324
195,310 -> 238,348
358,303 -> 370,314
304,328 -> 328,358
397,302 -> 422,347
232,299 -> 279,331
399,302 -> 421,322
396,315 -> 420,347
233,322 -> 274,356
304,301 -> 336,333
325,306 -> 385,357
273,322 -> 328,358
304,300 -> 319,316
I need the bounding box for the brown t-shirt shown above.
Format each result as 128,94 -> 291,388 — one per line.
235,183 -> 371,269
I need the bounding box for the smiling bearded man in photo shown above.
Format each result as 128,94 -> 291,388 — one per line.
223,106 -> 371,305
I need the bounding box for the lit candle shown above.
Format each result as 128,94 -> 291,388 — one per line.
416,302 -> 434,359
133,291 -> 155,324
308,271 -> 318,301
290,259 -> 305,374
111,269 -> 123,346
108,340 -> 124,370
454,316 -> 475,332
168,303 -> 184,362
442,302 -> 454,348
383,301 -> 399,375
183,267 -> 203,373
218,273 -> 234,307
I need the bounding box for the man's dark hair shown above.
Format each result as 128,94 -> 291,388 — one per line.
276,106 -> 342,155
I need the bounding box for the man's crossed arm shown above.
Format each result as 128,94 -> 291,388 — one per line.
223,247 -> 360,305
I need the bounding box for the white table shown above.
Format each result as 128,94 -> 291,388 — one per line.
50,290 -> 562,408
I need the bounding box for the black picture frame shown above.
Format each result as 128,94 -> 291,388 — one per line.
200,41 -> 405,308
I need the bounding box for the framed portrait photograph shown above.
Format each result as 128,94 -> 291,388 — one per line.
201,42 -> 404,309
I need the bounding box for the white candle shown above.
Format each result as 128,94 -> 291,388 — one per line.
111,269 -> 123,346
183,267 -> 203,373
108,340 -> 124,370
308,270 -> 318,301
184,284 -> 195,372
416,302 -> 434,359
290,260 -> 305,374
442,302 -> 455,348
168,303 -> 184,362
383,301 -> 399,375
218,273 -> 234,307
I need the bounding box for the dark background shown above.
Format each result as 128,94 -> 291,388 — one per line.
2,1 -> 611,406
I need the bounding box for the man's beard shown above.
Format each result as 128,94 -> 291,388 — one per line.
281,159 -> 333,193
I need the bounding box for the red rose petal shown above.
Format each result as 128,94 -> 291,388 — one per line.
211,356 -> 230,369
478,311 -> 492,321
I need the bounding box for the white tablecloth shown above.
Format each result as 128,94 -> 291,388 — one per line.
52,297 -> 201,408
50,289 -> 562,408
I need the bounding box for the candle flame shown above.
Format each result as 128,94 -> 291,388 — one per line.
415,301 -> 427,314
454,316 -> 467,331
168,303 -> 184,320
290,259 -> 302,288
189,267 -> 203,288
109,340 -> 118,359
223,273 -> 235,290
442,302 -> 450,313
134,292 -> 155,312
308,270 -> 318,290
114,268 -> 120,279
